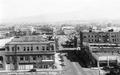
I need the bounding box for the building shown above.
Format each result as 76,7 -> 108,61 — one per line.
93,53 -> 120,68
4,36 -> 56,70
82,32 -> 120,44
62,25 -> 75,35
34,26 -> 53,35
14,26 -> 34,36
86,43 -> 120,68
0,26 -> 15,38
0,37 -> 14,70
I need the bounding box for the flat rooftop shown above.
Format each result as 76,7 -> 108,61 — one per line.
92,53 -> 120,61
91,47 -> 120,52
7,36 -> 55,45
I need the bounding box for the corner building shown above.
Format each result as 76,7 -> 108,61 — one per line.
5,36 -> 56,70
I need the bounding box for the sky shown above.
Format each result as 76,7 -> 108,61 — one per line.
0,0 -> 120,23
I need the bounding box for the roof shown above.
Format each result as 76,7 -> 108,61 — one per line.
0,37 -> 14,48
12,35 -> 47,42
7,41 -> 55,45
7,36 -> 55,45
92,53 -> 120,61
91,47 -> 120,52
88,43 -> 117,46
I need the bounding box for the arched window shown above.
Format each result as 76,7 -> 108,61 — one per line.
42,46 -> 45,51
51,45 -> 54,50
31,46 -> 33,51
27,47 -> 29,51
12,47 -> 14,51
36,46 -> 39,50
46,46 -> 49,51
20,56 -> 24,61
33,56 -> 36,60
23,47 -> 26,51
17,47 -> 19,51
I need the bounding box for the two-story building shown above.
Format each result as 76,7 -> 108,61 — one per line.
4,35 -> 56,70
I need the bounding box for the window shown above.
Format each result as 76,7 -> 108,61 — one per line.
112,39 -> 114,42
17,47 -> 19,51
42,46 -> 45,51
12,47 -> 14,51
46,46 -> 49,51
23,47 -> 26,51
31,46 -> 33,51
33,56 -> 36,60
36,46 -> 39,50
51,45 -> 54,50
92,39 -> 93,42
27,47 -> 29,51
83,36 -> 86,38
88,39 -> 90,42
20,56 -> 24,61
44,65 -> 48,69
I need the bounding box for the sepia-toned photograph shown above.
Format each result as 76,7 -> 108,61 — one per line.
0,0 -> 120,75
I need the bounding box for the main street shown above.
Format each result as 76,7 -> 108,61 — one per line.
62,54 -> 100,75
62,56 -> 87,75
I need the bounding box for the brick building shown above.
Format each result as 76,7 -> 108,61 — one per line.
82,32 -> 120,44
4,36 -> 56,70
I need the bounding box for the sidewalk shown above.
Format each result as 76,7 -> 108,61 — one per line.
54,53 -> 62,70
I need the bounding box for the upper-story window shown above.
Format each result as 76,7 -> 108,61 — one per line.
88,39 -> 90,42
46,46 -> 49,51
31,46 -> 33,51
36,46 -> 39,50
23,47 -> 26,51
27,47 -> 29,51
12,47 -> 14,51
42,46 -> 45,51
51,45 -> 54,50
